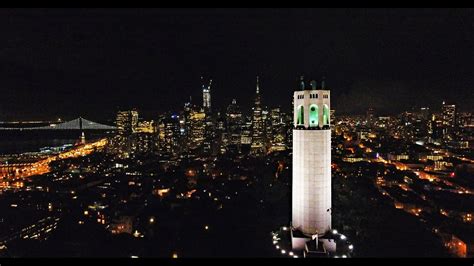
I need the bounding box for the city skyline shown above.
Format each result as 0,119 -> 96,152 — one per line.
0,73 -> 472,258
0,8 -> 473,120
0,73 -> 468,122
0,8 -> 472,260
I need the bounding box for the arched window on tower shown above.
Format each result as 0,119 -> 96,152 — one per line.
323,104 -> 330,127
309,104 -> 318,128
297,105 -> 304,126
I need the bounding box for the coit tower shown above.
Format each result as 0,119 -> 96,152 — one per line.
292,78 -> 331,237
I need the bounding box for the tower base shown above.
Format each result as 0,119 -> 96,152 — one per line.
291,228 -> 337,257
271,225 -> 354,258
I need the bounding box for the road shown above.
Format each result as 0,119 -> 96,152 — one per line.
0,139 -> 108,181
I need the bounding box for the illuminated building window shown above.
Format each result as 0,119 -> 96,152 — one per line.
297,105 -> 304,125
309,104 -> 318,128
323,104 -> 330,126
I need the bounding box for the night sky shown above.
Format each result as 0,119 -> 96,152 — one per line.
0,8 -> 473,121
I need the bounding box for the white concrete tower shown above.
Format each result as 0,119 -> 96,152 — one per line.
292,78 -> 331,237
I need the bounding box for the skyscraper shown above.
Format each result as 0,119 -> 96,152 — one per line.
116,110 -> 139,136
188,106 -> 206,152
429,114 -> 444,141
269,107 -> 287,152
442,102 -> 456,127
202,77 -> 212,113
250,76 -> 266,156
240,116 -> 253,146
292,78 -> 331,248
419,107 -> 431,121
203,116 -> 216,156
159,114 -> 181,156
366,107 -> 375,126
112,110 -> 139,158
226,99 -> 243,148
442,101 -> 456,139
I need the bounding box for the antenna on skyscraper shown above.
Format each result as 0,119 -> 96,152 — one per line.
321,77 -> 326,89
256,76 -> 260,94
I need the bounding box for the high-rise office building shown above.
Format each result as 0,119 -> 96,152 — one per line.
366,107 -> 375,126
419,107 -> 431,121
202,77 -> 212,113
429,114 -> 444,141
241,116 -> 253,146
269,107 -> 287,152
121,119 -> 158,156
226,99 -> 243,148
442,102 -> 456,139
111,110 -> 140,158
442,102 -> 456,128
188,107 -> 206,152
458,112 -> 473,128
159,114 -> 181,156
199,77 -> 217,155
135,120 -> 155,134
203,117 -> 216,156
263,107 -> 271,145
116,110 -> 139,135
215,111 -> 228,154
250,76 -> 266,156
130,132 -> 155,155
412,107 -> 431,140
183,101 -> 193,155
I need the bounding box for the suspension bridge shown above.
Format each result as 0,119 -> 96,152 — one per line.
0,117 -> 116,131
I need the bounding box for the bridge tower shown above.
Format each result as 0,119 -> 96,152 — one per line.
79,117 -> 86,144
